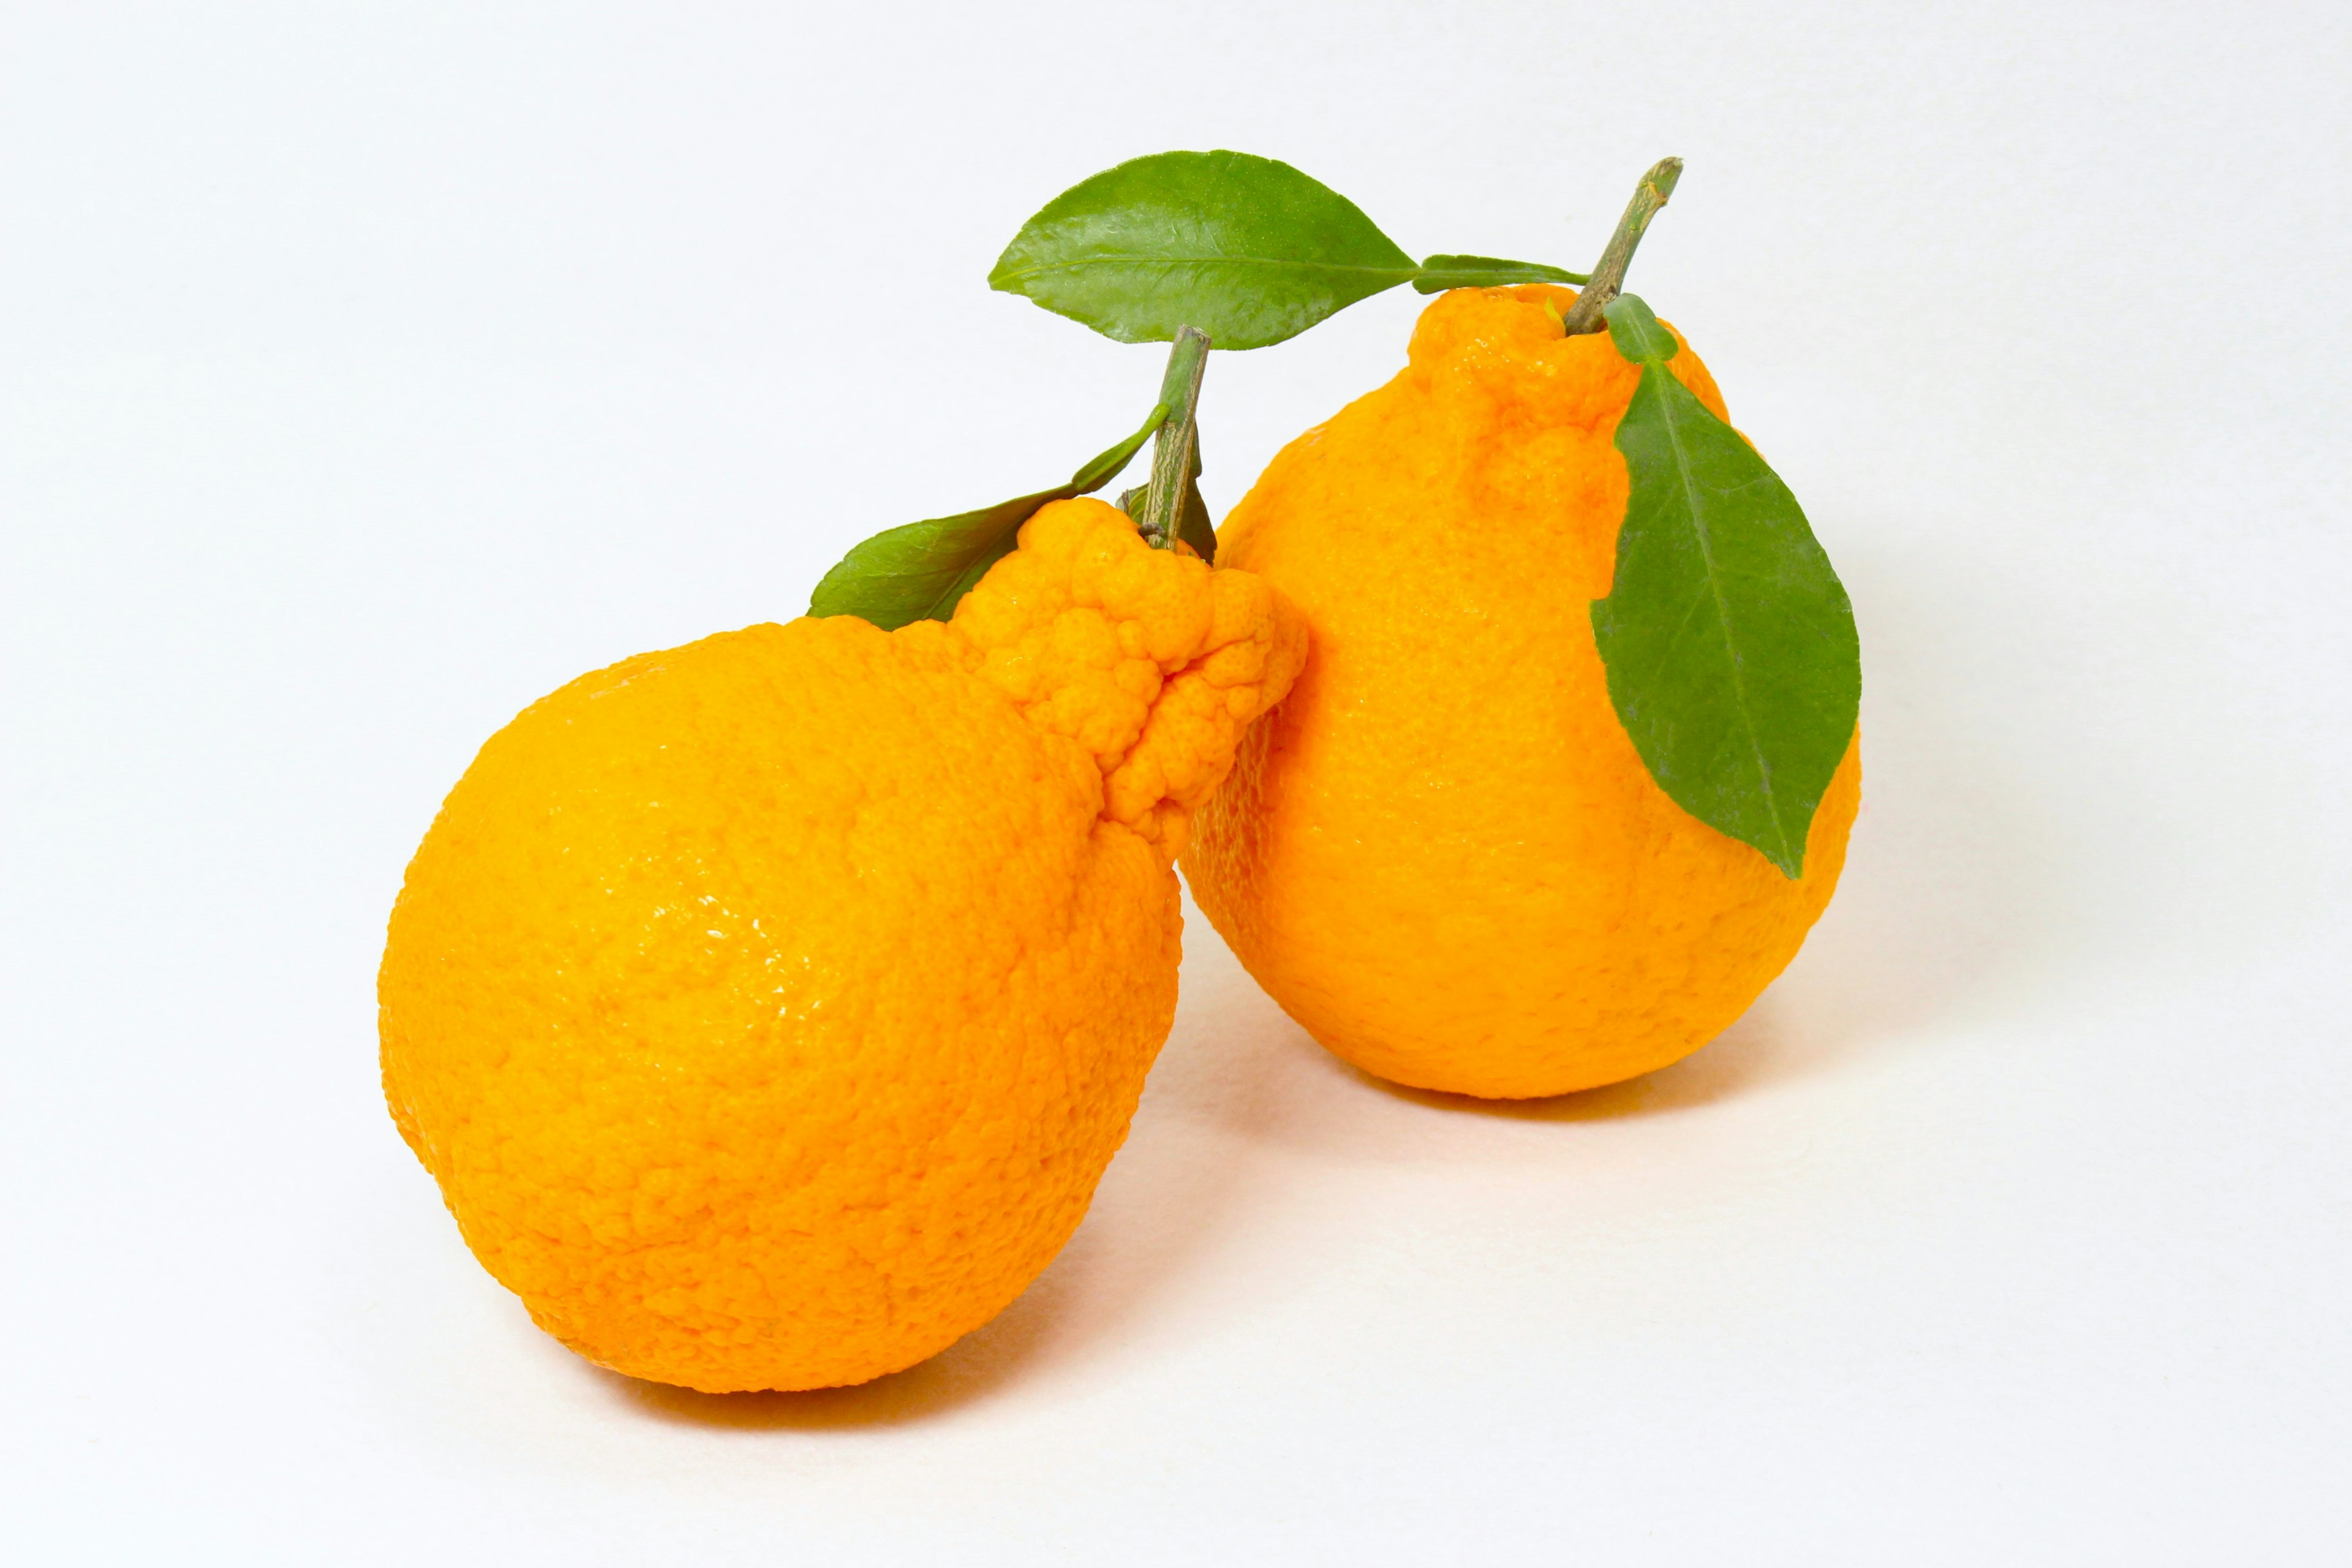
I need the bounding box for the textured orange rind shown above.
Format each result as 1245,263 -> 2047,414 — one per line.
1183,286 -> 1859,1099
381,499 -> 1300,1391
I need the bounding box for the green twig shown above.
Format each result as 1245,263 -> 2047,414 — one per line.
1558,158 -> 1683,336
1138,326 -> 1210,548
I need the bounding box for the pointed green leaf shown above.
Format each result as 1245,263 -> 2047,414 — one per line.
1175,474 -> 1216,561
807,405 -> 1165,629
1589,294 -> 1861,878
807,491 -> 1054,630
989,150 -> 1419,350
1411,254 -> 1589,293
1173,428 -> 1215,561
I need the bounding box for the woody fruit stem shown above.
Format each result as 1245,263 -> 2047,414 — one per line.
1139,325 -> 1211,548
1558,157 -> 1684,335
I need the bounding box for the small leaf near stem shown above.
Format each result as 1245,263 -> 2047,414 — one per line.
1172,443 -> 1216,560
1138,326 -> 1211,549
1558,158 -> 1684,335
807,402 -> 1168,628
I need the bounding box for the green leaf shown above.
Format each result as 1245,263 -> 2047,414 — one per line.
1411,254 -> 1589,293
989,150 -> 1420,350
1589,294 -> 1861,878
1175,473 -> 1216,561
807,405 -> 1165,629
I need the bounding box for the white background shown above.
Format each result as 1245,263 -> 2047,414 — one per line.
6,2 -> 2349,1561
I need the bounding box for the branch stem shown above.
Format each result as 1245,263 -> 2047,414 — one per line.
1138,326 -> 1211,548
1558,158 -> 1684,335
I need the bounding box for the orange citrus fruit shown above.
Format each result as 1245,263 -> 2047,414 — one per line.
381,499 -> 1303,1392
1183,286 -> 1859,1099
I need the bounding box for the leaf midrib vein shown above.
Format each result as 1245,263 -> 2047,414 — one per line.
997,255 -> 1419,283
